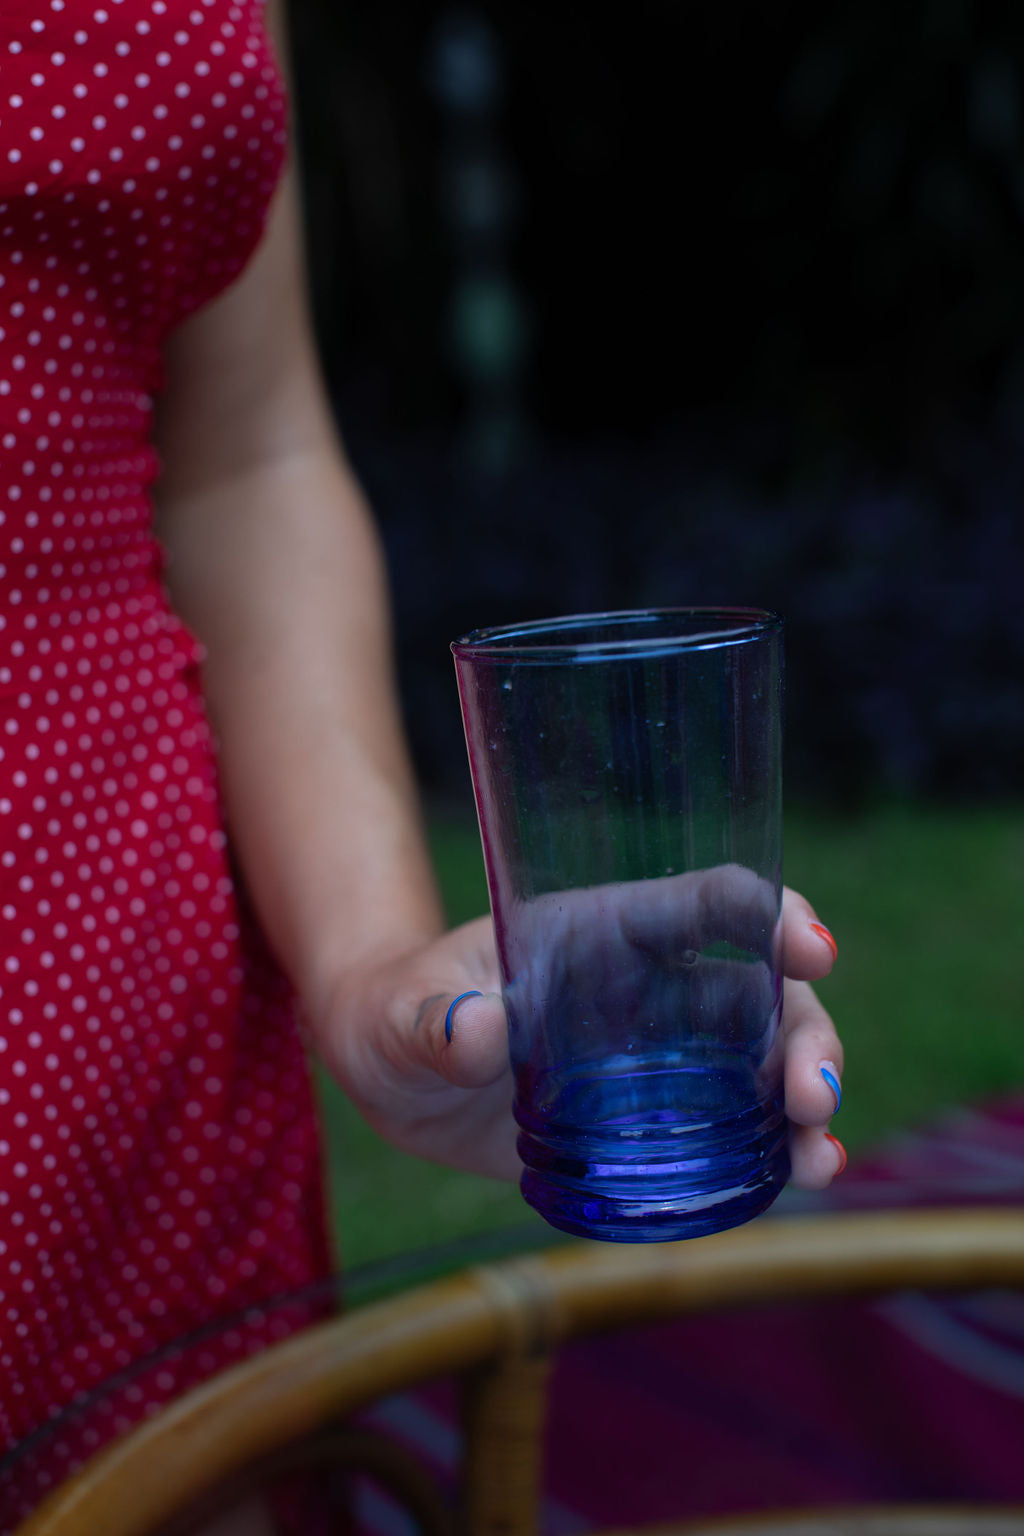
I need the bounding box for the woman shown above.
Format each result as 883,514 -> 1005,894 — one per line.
0,0 -> 844,1523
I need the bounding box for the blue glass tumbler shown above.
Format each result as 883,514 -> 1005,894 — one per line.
452,609 -> 788,1243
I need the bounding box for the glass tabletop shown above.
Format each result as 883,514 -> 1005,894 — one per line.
0,1217 -> 564,1530
5,1093 -> 1024,1531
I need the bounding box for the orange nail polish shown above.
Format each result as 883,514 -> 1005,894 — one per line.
809,921 -> 839,961
825,1133 -> 847,1176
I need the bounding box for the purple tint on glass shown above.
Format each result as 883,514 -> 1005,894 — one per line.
453,608 -> 787,1242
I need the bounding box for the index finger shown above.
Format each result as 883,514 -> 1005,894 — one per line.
781,886 -> 839,980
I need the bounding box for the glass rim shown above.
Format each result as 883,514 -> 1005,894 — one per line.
451,606 -> 782,661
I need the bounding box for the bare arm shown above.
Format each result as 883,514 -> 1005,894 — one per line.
155,0 -> 846,1184
156,158 -> 442,1020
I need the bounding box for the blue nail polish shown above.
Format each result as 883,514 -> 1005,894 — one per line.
820,1066 -> 842,1114
445,991 -> 483,1042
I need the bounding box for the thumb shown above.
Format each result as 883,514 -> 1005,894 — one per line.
411,988 -> 510,1089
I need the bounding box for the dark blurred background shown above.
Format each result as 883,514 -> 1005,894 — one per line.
287,0 -> 1024,810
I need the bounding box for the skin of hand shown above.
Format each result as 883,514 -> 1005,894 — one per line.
156,0 -> 844,1198
317,882 -> 843,1187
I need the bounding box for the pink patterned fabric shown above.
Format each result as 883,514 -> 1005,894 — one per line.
357,1098 -> 1024,1533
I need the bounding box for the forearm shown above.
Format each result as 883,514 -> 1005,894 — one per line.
157,441 -> 444,1020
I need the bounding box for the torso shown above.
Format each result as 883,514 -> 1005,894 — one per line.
0,4 -> 330,1518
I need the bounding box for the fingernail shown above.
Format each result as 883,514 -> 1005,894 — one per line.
444,991 -> 483,1043
809,921 -> 838,962
820,1062 -> 842,1114
825,1133 -> 848,1177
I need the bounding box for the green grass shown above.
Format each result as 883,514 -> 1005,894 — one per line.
319,802 -> 1024,1271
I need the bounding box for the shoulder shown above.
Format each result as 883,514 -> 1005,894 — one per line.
264,0 -> 290,63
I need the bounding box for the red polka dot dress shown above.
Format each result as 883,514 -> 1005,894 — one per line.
0,0 -> 332,1518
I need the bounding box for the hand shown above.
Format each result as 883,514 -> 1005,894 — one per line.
317,873 -> 844,1187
